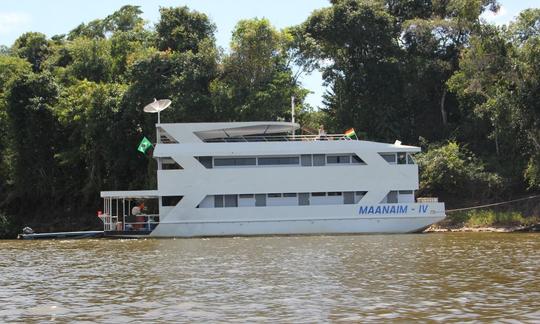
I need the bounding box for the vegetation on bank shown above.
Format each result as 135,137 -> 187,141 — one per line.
437,209 -> 539,229
1,1 -> 540,237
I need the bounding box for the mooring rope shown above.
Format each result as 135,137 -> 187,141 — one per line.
445,194 -> 540,213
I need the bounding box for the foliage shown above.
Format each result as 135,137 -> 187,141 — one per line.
12,32 -> 51,72
155,6 -> 216,53
211,18 -> 307,121
449,210 -> 539,228
0,212 -> 18,239
466,210 -> 537,227
416,142 -> 502,201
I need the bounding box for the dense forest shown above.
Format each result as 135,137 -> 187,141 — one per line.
1,0 -> 539,236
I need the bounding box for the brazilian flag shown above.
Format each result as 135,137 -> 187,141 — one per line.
137,136 -> 153,154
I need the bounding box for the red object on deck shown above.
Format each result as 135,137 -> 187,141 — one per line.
97,210 -> 103,218
135,215 -> 145,230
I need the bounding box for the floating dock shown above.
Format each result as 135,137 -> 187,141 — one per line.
18,231 -> 104,240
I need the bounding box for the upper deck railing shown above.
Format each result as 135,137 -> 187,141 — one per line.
204,134 -> 356,143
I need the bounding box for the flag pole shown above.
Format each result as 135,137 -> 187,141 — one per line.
291,96 -> 295,140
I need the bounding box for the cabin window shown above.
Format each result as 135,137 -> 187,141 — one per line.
214,157 -> 256,167
407,154 -> 415,164
258,157 -> 299,165
214,195 -> 224,208
313,154 -> 326,166
301,154 -> 312,166
162,195 -> 183,207
224,195 -> 238,207
268,193 -> 282,198
197,156 -> 213,168
355,191 -> 366,203
283,193 -> 297,198
344,192 -> 355,204
239,194 -> 254,198
380,153 -> 396,164
161,158 -> 183,170
381,191 -> 398,203
397,153 -> 407,165
255,194 -> 266,207
328,192 -> 342,196
312,192 -> 326,197
299,193 -> 310,205
352,154 -> 366,164
327,155 -> 350,164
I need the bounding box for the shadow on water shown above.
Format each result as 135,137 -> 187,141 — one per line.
0,233 -> 539,322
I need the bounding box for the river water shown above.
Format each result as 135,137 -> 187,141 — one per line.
1,233 -> 539,323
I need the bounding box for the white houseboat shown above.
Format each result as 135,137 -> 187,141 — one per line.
99,121 -> 445,237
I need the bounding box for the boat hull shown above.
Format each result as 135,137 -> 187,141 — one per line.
149,203 -> 446,237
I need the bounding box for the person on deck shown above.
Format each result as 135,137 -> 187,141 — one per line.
317,125 -> 327,140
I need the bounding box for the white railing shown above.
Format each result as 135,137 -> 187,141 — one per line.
204,134 -> 356,143
100,213 -> 160,232
417,197 -> 439,203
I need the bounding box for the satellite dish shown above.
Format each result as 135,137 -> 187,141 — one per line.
144,99 -> 171,123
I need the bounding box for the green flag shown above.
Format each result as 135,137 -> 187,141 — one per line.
137,136 -> 153,154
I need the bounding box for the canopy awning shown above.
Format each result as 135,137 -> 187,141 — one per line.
194,123 -> 299,140
100,190 -> 159,199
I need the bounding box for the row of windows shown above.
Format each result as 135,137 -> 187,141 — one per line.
379,153 -> 415,165
196,154 -> 366,169
162,153 -> 415,170
201,191 -> 368,208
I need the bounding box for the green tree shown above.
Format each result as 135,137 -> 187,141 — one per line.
0,56 -> 32,206
416,141 -> 502,204
212,18 -> 307,121
4,72 -> 59,210
296,0 -> 402,139
155,6 -> 216,53
67,37 -> 113,82
12,32 -> 51,72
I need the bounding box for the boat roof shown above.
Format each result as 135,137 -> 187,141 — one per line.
158,122 -> 299,142
101,190 -> 159,199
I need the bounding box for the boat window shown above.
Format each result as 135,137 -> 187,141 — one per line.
313,154 -> 326,166
351,154 -> 366,164
214,195 -> 224,208
283,193 -> 297,197
255,194 -> 266,207
312,192 -> 326,197
224,195 -> 238,207
162,195 -> 183,207
161,158 -> 183,170
383,191 -> 398,203
328,192 -> 342,196
407,154 -> 415,164
214,157 -> 256,166
197,156 -> 213,168
258,157 -> 299,165
298,193 -> 310,205
343,192 -> 355,204
327,155 -> 350,164
399,190 -> 413,194
239,194 -> 254,199
380,153 -> 396,163
268,193 -> 282,198
397,152 -> 407,165
301,154 -> 312,166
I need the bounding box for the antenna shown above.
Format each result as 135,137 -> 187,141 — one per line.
143,98 -> 171,124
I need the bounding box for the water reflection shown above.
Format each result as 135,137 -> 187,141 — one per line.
0,234 -> 539,322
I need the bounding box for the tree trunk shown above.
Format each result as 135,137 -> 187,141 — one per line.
440,88 -> 448,126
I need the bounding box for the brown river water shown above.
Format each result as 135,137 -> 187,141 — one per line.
0,233 -> 539,323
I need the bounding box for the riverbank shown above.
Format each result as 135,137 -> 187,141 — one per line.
424,209 -> 540,233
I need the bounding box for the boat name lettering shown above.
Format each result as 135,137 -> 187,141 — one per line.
358,204 -> 430,214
